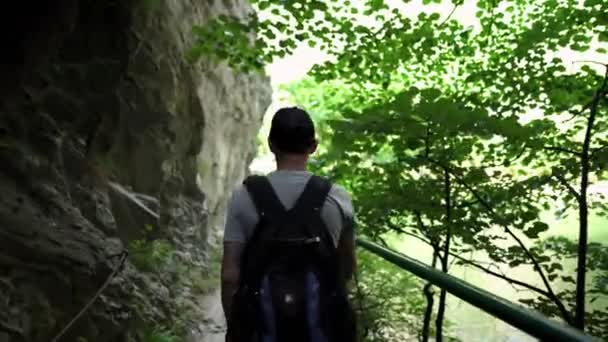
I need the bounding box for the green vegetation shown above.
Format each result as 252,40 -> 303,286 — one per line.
191,0 -> 607,340
354,249 -> 450,341
191,245 -> 222,295
128,230 -> 222,340
129,238 -> 174,272
138,327 -> 180,342
139,0 -> 162,12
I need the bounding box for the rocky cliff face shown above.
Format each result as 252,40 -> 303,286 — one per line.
0,1 -> 271,341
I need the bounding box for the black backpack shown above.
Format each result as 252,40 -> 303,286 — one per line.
227,175 -> 356,342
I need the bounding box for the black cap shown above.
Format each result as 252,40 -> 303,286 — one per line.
268,107 -> 316,154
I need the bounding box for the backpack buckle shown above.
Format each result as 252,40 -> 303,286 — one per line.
306,236 -> 321,244
270,236 -> 321,245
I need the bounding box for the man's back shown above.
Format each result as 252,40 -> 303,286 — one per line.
224,170 -> 354,248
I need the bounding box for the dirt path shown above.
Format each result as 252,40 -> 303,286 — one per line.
187,288 -> 226,342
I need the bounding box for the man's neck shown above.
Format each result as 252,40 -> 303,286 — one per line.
276,158 -> 308,171
276,163 -> 308,171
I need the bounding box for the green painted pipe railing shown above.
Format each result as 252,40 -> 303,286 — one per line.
356,238 -> 598,342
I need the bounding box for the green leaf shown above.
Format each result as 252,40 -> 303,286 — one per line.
257,1 -> 271,10
524,222 -> 549,238
420,88 -> 442,101
295,32 -> 310,41
561,275 -> 576,283
550,262 -> 563,271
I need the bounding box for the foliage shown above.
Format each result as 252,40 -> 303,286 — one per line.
138,326 -> 181,342
354,249 -> 431,341
190,245 -> 222,295
128,240 -> 218,339
191,0 -> 608,338
127,233 -> 219,338
525,236 -> 608,339
129,238 -> 175,272
139,0 -> 162,12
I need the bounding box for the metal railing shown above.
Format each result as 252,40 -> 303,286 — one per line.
356,238 -> 598,342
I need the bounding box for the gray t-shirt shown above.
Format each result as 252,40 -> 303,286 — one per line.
223,170 -> 354,247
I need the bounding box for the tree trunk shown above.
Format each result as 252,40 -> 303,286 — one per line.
575,68 -> 607,329
576,162 -> 589,331
436,171 -> 452,342
422,252 -> 438,342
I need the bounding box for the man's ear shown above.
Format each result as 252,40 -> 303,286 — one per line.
309,139 -> 318,154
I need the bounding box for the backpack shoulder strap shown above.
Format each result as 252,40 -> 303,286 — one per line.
290,175 -> 332,217
243,175 -> 286,217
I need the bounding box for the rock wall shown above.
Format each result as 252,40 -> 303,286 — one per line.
0,1 -> 271,341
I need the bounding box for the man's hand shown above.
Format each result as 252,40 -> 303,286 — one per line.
221,241 -> 245,323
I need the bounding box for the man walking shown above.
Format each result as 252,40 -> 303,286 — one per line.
221,107 -> 357,342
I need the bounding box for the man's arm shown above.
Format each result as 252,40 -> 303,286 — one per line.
329,184 -> 356,284
337,217 -> 356,283
221,241 -> 245,322
221,185 -> 254,325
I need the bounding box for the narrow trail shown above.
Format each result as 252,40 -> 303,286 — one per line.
109,182 -> 227,341
189,288 -> 226,342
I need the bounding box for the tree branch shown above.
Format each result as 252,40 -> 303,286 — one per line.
372,224 -> 567,324
439,3 -> 459,27
591,144 -> 608,158
381,224 -> 556,300
571,60 -> 608,67
485,0 -> 496,48
552,173 -> 581,202
377,235 -> 391,248
435,170 -> 452,342
482,143 -> 528,168
414,210 -> 439,246
565,66 -> 608,122
450,253 -> 552,298
422,252 -> 438,342
505,143 -> 528,165
424,124 -> 431,158
455,199 -> 480,209
396,227 -> 433,246
543,146 -> 581,156
0,321 -> 24,338
426,157 -> 574,325
565,100 -> 594,122
386,222 -> 446,264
